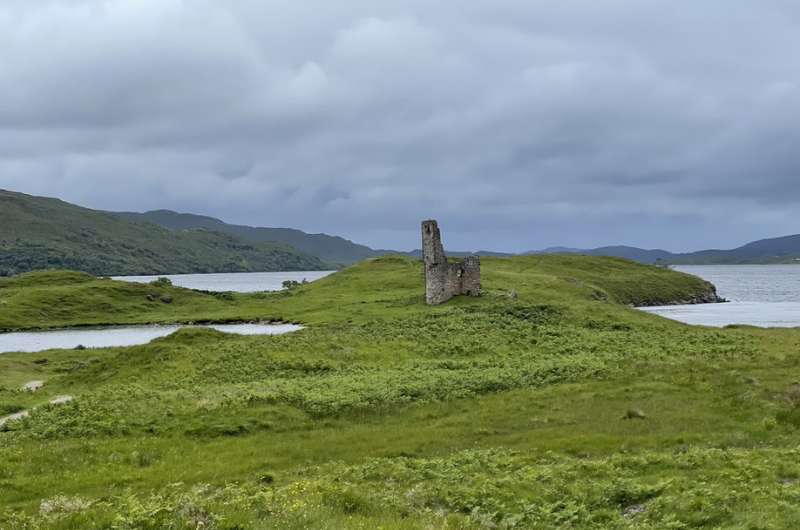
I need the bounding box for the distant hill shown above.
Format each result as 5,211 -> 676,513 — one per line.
9,188 -> 800,274
663,234 -> 800,264
115,210 -> 383,266
113,211 -> 518,264
0,190 -> 329,276
405,249 -> 515,259
529,236 -> 800,265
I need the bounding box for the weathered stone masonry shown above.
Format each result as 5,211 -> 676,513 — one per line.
422,220 -> 481,305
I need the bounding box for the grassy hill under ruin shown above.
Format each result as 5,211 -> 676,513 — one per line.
1,255 -> 800,528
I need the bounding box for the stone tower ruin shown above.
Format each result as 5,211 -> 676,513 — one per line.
422,220 -> 481,305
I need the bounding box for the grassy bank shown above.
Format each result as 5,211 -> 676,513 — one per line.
1,256 -> 797,529
0,270 -> 291,332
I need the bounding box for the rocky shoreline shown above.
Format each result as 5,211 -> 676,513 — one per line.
635,283 -> 727,308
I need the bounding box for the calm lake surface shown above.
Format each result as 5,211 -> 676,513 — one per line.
0,323 -> 302,354
114,270 -> 336,293
641,265 -> 800,327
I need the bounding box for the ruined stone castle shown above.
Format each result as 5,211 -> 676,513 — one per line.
422,220 -> 481,305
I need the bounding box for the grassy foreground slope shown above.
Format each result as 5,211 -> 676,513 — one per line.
0,189 -> 328,276
1,256 -> 800,529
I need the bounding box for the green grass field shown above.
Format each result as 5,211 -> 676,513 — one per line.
1,256 -> 799,529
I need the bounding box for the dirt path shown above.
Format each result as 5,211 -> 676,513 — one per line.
0,395 -> 73,427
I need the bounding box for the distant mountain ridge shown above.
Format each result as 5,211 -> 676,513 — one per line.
0,190 -> 328,276
115,210 -> 384,266
116,210 -> 524,264
405,249 -> 515,259
6,188 -> 800,273
529,236 -> 800,265
663,234 -> 800,264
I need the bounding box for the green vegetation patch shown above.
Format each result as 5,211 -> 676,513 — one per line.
1,254 -> 796,528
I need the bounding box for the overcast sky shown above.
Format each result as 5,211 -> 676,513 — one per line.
2,1 -> 800,252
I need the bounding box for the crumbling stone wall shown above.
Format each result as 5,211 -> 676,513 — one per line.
422,220 -> 481,305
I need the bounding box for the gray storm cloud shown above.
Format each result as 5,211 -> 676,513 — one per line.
1,0 -> 800,251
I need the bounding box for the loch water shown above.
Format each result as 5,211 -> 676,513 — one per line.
114,270 -> 336,292
641,265 -> 800,328
0,323 -> 303,354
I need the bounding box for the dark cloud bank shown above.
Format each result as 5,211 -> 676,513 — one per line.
2,0 -> 800,252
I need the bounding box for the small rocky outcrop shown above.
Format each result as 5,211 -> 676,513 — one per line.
635,282 -> 726,307
22,381 -> 44,392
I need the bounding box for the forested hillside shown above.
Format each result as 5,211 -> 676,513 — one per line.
116,209 -> 381,266
0,190 -> 329,276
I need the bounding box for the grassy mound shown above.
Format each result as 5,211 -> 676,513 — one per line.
2,255 -> 796,529
0,271 -> 236,331
0,255 -> 719,332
